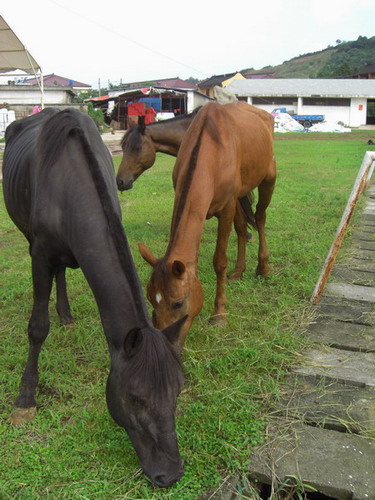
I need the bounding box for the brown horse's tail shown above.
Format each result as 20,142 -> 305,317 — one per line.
238,193 -> 257,232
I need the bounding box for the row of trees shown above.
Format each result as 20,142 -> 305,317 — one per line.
317,36 -> 375,78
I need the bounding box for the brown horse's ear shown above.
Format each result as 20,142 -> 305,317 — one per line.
138,115 -> 146,134
138,243 -> 158,267
172,260 -> 186,278
162,315 -> 188,347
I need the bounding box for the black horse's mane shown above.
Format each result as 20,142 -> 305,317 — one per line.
122,328 -> 183,401
120,106 -> 203,152
38,109 -> 145,310
37,109 -> 182,392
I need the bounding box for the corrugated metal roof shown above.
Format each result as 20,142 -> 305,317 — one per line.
120,77 -> 197,90
199,73 -> 238,88
26,73 -> 90,88
226,79 -> 375,98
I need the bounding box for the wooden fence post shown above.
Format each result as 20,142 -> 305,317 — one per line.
311,151 -> 375,304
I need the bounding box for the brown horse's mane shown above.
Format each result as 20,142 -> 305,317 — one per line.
167,104 -> 222,254
120,107 -> 203,153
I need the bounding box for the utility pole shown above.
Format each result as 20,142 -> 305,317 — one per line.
98,78 -> 101,96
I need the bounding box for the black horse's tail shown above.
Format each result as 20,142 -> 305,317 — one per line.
238,193 -> 257,231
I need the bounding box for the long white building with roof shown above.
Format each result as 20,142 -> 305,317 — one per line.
226,79 -> 375,127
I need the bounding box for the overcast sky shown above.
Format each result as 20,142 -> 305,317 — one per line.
2,0 -> 375,89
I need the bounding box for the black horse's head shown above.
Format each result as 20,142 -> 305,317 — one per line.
106,317 -> 187,487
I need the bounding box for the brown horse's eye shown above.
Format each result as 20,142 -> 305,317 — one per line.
172,301 -> 183,310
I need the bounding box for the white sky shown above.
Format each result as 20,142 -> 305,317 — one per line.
2,0 -> 375,89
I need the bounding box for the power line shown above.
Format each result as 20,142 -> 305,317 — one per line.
47,0 -> 210,78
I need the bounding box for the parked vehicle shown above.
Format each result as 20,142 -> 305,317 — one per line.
272,108 -> 325,128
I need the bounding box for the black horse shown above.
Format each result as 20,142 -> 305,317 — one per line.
2,108 -> 187,488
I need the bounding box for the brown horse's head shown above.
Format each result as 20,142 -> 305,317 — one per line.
116,116 -> 156,191
139,244 -> 204,350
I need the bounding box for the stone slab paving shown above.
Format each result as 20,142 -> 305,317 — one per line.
293,347 -> 375,387
249,420 -> 375,500
331,266 -> 375,287
278,375 -> 375,435
245,179 -> 375,499
305,320 -> 375,352
325,282 -> 375,302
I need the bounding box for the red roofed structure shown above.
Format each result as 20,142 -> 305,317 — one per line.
26,73 -> 91,91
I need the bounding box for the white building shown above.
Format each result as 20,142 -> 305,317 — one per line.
226,79 -> 375,127
0,84 -> 78,119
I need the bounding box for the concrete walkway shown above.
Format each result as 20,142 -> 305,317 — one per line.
245,183 -> 375,498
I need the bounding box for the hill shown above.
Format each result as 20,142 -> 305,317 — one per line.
242,36 -> 375,78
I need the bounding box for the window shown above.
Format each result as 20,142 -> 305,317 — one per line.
252,97 -> 296,105
303,98 -> 350,106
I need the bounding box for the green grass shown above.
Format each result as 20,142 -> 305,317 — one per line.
0,137 -> 373,499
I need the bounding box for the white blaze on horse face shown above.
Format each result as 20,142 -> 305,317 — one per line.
155,292 -> 162,304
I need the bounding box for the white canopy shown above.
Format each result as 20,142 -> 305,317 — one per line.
0,16 -> 44,106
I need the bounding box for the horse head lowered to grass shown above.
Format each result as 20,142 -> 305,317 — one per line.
2,108 -> 187,488
139,101 -> 276,350
116,109 -> 201,191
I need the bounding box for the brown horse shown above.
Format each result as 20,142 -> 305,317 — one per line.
116,109 -> 201,191
139,101 -> 276,349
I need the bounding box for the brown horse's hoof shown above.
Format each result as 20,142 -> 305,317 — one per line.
256,266 -> 270,278
10,407 -> 37,426
228,271 -> 243,281
208,314 -> 228,327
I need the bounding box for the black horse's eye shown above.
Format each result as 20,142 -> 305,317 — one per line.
172,301 -> 183,310
128,394 -> 143,405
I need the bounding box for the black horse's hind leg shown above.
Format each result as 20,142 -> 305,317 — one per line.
11,254 -> 54,425
55,267 -> 73,325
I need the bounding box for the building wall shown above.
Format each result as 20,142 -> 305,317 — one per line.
4,103 -> 87,120
186,90 -> 212,113
349,98 -> 368,127
0,88 -> 74,106
245,96 -> 367,127
302,105 -> 350,126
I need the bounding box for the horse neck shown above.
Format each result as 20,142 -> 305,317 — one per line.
81,225 -> 151,342
148,118 -> 192,156
165,174 -> 213,267
63,172 -> 151,343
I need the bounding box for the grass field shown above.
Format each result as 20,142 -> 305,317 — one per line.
0,136 -> 373,499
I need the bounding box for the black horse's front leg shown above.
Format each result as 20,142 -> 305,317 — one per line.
11,254 -> 54,425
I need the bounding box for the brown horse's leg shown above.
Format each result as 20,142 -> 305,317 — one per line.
11,254 -> 54,426
255,176 -> 275,277
229,202 -> 247,280
210,200 -> 236,326
55,267 -> 74,325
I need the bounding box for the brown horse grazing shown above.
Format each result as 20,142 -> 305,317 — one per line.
139,101 -> 276,349
116,109 -> 201,191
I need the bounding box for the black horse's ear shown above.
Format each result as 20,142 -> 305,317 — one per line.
138,115 -> 146,134
124,328 -> 143,358
162,315 -> 188,346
